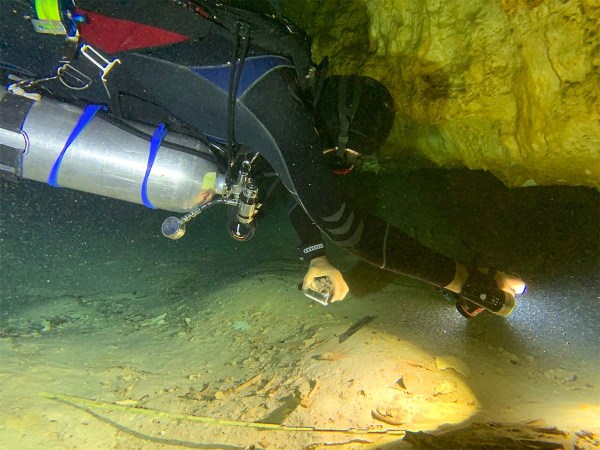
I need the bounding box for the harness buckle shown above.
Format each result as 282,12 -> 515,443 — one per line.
56,63 -> 92,90
79,44 -> 121,98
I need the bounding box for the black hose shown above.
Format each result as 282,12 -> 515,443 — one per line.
98,112 -> 217,164
226,21 -> 251,183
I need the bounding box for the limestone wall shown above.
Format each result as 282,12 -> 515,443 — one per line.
284,0 -> 600,188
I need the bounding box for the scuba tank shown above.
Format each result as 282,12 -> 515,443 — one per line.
0,87 -> 224,212
0,86 -> 260,241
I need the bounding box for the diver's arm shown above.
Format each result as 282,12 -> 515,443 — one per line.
288,202 -> 326,261
288,203 -> 349,302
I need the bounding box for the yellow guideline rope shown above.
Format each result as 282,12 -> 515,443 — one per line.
39,392 -> 406,436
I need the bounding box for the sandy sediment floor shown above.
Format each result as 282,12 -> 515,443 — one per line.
1,265 -> 598,449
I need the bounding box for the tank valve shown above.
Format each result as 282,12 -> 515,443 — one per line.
227,180 -> 259,241
161,160 -> 260,240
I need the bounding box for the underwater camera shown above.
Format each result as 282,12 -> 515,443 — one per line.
299,276 -> 334,306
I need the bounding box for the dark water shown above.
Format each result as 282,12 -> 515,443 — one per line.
342,168 -> 600,366
0,175 -> 297,325
1,169 -> 599,367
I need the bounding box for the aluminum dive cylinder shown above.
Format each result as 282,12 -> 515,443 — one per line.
0,88 -> 225,212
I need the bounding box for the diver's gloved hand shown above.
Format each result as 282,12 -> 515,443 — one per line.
303,256 -> 349,302
491,269 -> 526,296
445,264 -> 527,318
445,264 -> 526,296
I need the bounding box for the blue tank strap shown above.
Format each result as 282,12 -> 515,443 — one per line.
48,104 -> 105,187
141,123 -> 167,209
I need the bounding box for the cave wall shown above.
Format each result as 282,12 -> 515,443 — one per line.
283,0 -> 600,188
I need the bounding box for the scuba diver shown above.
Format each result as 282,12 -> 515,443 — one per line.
0,0 -> 525,317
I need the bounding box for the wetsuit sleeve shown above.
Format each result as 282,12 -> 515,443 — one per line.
288,202 -> 326,262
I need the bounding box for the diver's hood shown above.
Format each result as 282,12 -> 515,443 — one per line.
314,75 -> 396,157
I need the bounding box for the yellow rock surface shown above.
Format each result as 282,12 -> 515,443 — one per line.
284,0 -> 600,188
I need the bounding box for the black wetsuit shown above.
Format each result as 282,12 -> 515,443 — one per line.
0,0 -> 457,288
